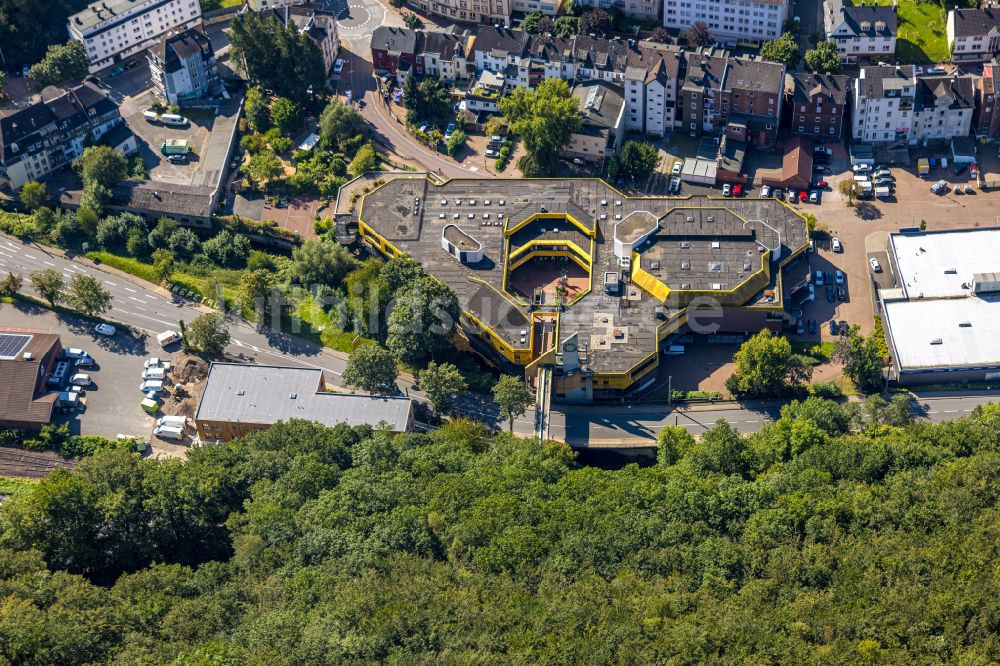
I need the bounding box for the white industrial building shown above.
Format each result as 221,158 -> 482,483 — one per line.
68,0 -> 203,73
881,228 -> 1000,385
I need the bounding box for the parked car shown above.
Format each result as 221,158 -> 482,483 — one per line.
838,287 -> 846,301
965,184 -> 975,194
853,164 -> 872,173
831,237 -> 843,252
814,270 -> 825,286
813,165 -> 830,174
838,321 -> 850,335
808,319 -> 817,334
667,177 -> 681,194
94,323 -> 116,337
789,191 -> 799,203
826,284 -> 836,302
333,58 -> 345,74
485,147 -> 498,158
870,257 -> 882,272
812,179 -> 828,188
167,154 -> 187,164
62,347 -> 89,360
722,183 -> 732,196
773,189 -> 784,200
671,160 -> 683,176
76,356 -> 96,368
829,320 -> 838,335
954,185 -> 963,195
796,318 -> 805,335
733,183 -> 743,196
761,184 -> 772,197
799,190 -> 808,202
927,65 -> 946,74
444,123 -> 455,139
930,180 -> 948,194
139,380 -> 165,394
144,357 -> 162,369
813,146 -> 833,156
834,270 -> 844,285
69,373 -> 92,387
809,190 -> 820,204
156,330 -> 182,347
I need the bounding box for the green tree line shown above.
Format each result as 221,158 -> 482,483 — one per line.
2,398 -> 1000,662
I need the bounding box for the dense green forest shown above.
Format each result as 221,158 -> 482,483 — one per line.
0,0 -> 90,67
2,397 -> 1000,663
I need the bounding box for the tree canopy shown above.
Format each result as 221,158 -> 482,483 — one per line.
229,13 -> 326,104
342,344 -> 399,395
608,140 -> 661,184
759,32 -> 801,67
580,9 -> 613,37
28,40 -> 88,89
725,329 -> 812,397
687,21 -> 714,47
805,40 -> 843,74
3,399 -> 1000,662
499,78 -> 581,176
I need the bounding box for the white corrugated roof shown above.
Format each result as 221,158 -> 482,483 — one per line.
884,297 -> 1000,370
890,228 -> 1000,299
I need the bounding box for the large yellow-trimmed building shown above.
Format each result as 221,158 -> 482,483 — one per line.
355,175 -> 809,403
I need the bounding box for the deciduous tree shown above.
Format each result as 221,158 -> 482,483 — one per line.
500,78 -> 581,176
68,274 -> 112,316
29,268 -> 64,306
805,40 -> 843,74
186,312 -> 231,356
725,329 -> 812,397
492,374 -> 534,431
28,41 -> 88,88
760,32 -> 801,67
608,140 -> 661,184
19,181 -> 47,211
386,276 -> 460,363
686,21 -> 714,47
418,361 -> 467,415
580,9 -> 613,37
342,344 -> 399,395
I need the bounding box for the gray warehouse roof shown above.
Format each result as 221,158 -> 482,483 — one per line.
195,363 -> 413,432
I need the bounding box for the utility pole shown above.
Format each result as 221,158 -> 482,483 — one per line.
667,375 -> 672,407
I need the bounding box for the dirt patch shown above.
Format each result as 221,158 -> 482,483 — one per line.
162,353 -> 210,419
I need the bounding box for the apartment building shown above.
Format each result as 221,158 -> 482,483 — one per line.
510,0 -> 560,16
417,31 -> 474,82
973,62 -> 1000,138
625,50 -> 683,136
147,27 -> 218,104
577,0 -> 660,21
852,65 -> 915,143
67,0 -> 203,73
371,26 -> 421,75
663,0 -> 788,45
947,7 -> 1000,64
785,72 -> 849,141
562,81 -> 626,164
411,0 -> 512,26
263,7 -> 340,76
823,0 -> 897,64
910,76 -> 975,143
0,82 -> 130,190
247,0 -> 307,9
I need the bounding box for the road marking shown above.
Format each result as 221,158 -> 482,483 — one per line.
129,297 -> 144,303
233,339 -> 245,347
124,287 -> 136,293
943,409 -> 958,413
111,308 -> 176,328
105,281 -> 117,287
24,254 -> 37,259
43,261 -> 55,266
135,306 -> 146,311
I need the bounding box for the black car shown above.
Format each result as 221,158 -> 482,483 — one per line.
813,165 -> 830,175
838,287 -> 846,301
838,320 -> 849,335
826,284 -> 836,302
829,320 -> 838,335
808,319 -> 817,335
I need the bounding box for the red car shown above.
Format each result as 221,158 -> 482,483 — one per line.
814,180 -> 828,188
733,183 -> 743,196
799,190 -> 808,202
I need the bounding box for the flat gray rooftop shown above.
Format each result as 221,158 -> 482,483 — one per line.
358,177 -> 808,374
195,363 -> 413,431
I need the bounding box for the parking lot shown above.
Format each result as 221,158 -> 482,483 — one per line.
120,91 -> 212,185
0,301 -> 183,454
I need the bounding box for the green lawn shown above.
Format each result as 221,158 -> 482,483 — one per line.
0,476 -> 38,497
876,0 -> 951,64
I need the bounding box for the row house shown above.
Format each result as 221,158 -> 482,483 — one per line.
418,31 -> 475,82
910,76 -> 975,143
974,62 -> 1000,138
0,82 -> 132,190
784,72 -> 849,142
947,7 -> 1000,64
411,0 -> 511,26
562,81 -> 626,164
679,51 -> 785,149
576,0 -> 661,21
824,0 -> 897,65
852,65 -> 915,143
663,0 -> 787,45
67,0 -> 203,73
371,26 -> 421,75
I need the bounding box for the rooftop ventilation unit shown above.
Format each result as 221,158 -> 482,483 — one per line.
680,241 -> 691,248
930,338 -> 943,345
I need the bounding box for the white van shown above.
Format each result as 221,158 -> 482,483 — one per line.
139,380 -> 165,394
157,415 -> 187,429
156,330 -> 182,347
858,180 -> 873,193
875,186 -> 892,199
153,425 -> 184,440
143,110 -> 160,123
160,113 -> 187,126
142,367 -> 167,381
853,174 -> 870,184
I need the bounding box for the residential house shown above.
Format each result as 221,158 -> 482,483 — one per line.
466,69 -> 508,114
721,57 -> 785,149
785,72 -> 849,142
263,6 -> 340,76
195,363 -> 414,442
576,0 -> 661,22
974,61 -> 1000,138
663,0 -> 788,45
562,81 -> 626,164
852,65 -> 916,143
418,30 -> 474,83
910,75 -> 975,143
247,0 -> 307,9
0,330 -> 63,430
371,26 -> 420,75
0,82 -> 131,190
67,0 -> 203,73
947,7 -> 1000,64
824,0 -> 897,64
679,51 -> 727,136
147,27 -> 219,105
